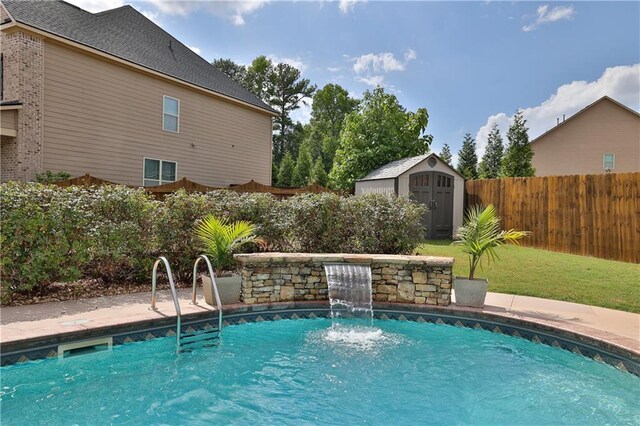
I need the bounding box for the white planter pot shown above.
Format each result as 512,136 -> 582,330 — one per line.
201,275 -> 242,306
454,277 -> 489,308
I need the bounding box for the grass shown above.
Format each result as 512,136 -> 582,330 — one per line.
416,241 -> 640,313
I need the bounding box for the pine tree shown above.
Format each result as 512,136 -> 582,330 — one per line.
276,152 -> 295,187
292,146 -> 313,187
439,143 -> 453,166
311,157 -> 328,186
456,133 -> 478,180
500,111 -> 535,177
479,124 -> 504,179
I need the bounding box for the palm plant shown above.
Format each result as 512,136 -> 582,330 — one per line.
194,215 -> 265,274
454,204 -> 530,280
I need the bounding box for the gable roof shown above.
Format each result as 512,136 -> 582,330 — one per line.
357,153 -> 463,181
2,0 -> 276,114
358,154 -> 430,181
531,96 -> 640,144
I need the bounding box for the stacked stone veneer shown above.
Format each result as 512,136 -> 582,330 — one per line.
234,253 -> 454,306
0,21 -> 45,182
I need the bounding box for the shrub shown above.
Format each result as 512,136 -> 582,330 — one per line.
0,183 -> 94,300
35,170 -> 71,184
155,190 -> 209,282
284,193 -> 346,252
203,191 -> 290,251
343,194 -> 427,254
0,184 -> 427,300
84,186 -> 157,284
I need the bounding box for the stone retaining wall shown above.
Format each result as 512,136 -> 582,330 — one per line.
234,253 -> 454,306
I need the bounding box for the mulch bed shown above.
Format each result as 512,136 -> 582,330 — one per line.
1,279 -> 193,307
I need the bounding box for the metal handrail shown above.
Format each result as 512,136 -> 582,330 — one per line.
192,255 -> 223,334
150,256 -> 182,351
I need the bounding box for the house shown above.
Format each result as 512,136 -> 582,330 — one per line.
355,153 -> 465,239
0,0 -> 276,186
531,96 -> 639,177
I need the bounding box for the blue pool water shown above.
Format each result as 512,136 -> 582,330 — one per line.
1,319 -> 639,425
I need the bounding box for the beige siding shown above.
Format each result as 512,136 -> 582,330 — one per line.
354,178 -> 395,195
42,40 -> 273,186
531,99 -> 640,177
398,159 -> 465,235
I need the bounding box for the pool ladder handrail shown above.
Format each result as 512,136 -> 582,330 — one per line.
150,256 -> 182,352
191,254 -> 223,336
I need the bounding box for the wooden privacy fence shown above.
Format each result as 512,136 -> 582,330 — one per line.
465,172 -> 639,263
54,174 -> 338,199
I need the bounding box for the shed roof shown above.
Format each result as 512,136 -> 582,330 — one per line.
357,153 -> 463,181
2,0 -> 276,114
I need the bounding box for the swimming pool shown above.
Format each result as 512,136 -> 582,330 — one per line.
2,318 -> 638,425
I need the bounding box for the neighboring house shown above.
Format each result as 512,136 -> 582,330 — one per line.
531,96 -> 640,177
355,153 -> 465,239
0,0 -> 276,186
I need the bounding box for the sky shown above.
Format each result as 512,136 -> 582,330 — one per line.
69,0 -> 640,165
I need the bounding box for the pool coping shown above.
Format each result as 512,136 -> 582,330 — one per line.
1,300 -> 639,376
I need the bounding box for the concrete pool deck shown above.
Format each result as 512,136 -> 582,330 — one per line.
1,289 -> 638,356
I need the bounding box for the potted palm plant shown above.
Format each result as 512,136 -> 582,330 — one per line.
454,204 -> 530,308
194,214 -> 265,305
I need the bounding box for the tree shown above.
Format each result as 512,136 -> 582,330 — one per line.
267,63 -> 316,164
329,87 -> 432,190
244,55 -> 273,101
292,145 -> 313,187
211,58 -> 247,87
439,143 -> 453,166
500,110 -> 535,177
276,151 -> 295,187
304,84 -> 359,170
457,133 -> 478,180
311,157 -> 328,186
478,124 -> 504,179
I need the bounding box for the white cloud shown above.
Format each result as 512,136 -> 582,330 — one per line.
143,0 -> 268,26
187,45 -> 202,55
356,75 -> 385,87
64,0 -> 124,12
268,55 -> 308,73
338,0 -> 366,14
290,98 -> 313,124
404,49 -> 416,61
351,49 -> 415,88
475,64 -> 640,158
140,9 -> 162,26
522,4 -> 575,32
327,66 -> 341,72
353,51 -> 415,74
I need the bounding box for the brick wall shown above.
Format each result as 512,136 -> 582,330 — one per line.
234,253 -> 454,306
0,29 -> 44,182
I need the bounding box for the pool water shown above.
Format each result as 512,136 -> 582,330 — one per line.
1,319 -> 638,425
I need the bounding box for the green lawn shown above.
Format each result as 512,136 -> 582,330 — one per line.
416,241 -> 640,313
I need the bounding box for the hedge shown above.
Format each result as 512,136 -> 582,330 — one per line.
0,183 -> 426,301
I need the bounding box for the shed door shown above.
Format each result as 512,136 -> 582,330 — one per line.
409,171 -> 454,239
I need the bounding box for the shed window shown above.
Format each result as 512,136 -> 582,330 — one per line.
163,96 -> 179,132
603,153 -> 614,171
144,158 -> 177,186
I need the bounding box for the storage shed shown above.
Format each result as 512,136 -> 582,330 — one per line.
355,153 -> 465,239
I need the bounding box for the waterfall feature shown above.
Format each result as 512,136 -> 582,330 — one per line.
324,263 -> 373,324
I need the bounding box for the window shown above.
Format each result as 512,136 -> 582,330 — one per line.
1,53 -> 4,100
144,158 -> 177,186
603,153 -> 615,171
163,96 -> 179,132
